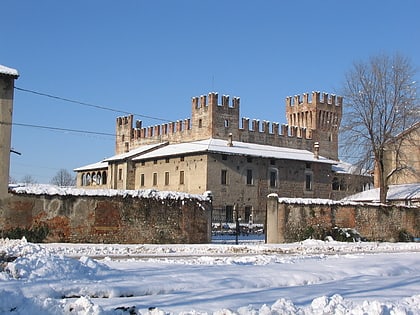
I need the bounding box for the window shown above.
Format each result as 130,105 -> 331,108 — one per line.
221,170 -> 227,185
305,173 -> 312,191
332,177 -> 339,190
269,170 -> 277,188
224,119 -> 229,127
247,157 -> 253,163
165,158 -> 170,163
118,168 -> 123,181
246,169 -> 253,185
306,162 -> 312,169
198,119 -> 202,128
244,206 -> 252,223
140,174 -> 145,187
153,159 -> 158,165
179,171 -> 184,185
270,159 -> 275,165
152,172 -> 158,186
102,171 -> 107,185
225,205 -> 234,223
222,154 -> 227,160
165,172 -> 170,185
180,156 -> 185,162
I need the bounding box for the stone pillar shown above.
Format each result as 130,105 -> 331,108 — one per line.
0,65 -> 19,199
266,193 -> 286,243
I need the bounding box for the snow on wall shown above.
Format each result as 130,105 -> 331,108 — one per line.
10,184 -> 209,201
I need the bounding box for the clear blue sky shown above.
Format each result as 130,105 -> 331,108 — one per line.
2,1 -> 420,183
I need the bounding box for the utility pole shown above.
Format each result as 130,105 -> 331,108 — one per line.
0,65 -> 19,198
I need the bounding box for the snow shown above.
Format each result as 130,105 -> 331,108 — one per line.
0,64 -> 19,77
1,238 -> 420,314
343,183 -> 420,204
10,184 -> 208,201
132,138 -> 335,164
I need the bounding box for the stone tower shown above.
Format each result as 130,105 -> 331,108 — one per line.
0,65 -> 19,198
286,91 -> 342,160
191,92 -> 240,140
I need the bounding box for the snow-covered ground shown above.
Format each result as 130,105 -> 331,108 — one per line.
1,238 -> 420,315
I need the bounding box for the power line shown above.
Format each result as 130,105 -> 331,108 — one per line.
14,86 -> 172,123
0,121 -> 116,137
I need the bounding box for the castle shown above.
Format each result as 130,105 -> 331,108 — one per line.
75,91 -> 366,224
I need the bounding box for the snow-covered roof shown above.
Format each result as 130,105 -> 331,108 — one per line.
104,142 -> 168,162
343,183 -> 420,203
133,138 -> 336,164
0,64 -> 19,77
332,160 -> 370,176
73,161 -> 108,172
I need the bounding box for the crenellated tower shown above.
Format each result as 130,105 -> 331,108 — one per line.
286,91 -> 342,160
191,92 -> 240,140
116,115 -> 134,154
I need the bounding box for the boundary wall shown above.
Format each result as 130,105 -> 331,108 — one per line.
0,189 -> 212,244
266,194 -> 419,243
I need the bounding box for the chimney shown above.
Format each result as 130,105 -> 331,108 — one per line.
227,133 -> 233,147
313,142 -> 320,159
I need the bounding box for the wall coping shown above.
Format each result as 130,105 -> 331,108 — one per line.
10,184 -> 210,202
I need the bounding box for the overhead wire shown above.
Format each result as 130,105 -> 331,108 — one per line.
14,86 -> 172,123
0,121 -> 115,137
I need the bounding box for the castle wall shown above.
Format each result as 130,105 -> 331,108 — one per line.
115,92 -> 342,160
1,191 -> 212,244
266,195 -> 419,243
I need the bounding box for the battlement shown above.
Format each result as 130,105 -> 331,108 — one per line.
114,91 -> 340,159
286,91 -> 343,107
192,92 -> 240,109
240,118 -> 311,139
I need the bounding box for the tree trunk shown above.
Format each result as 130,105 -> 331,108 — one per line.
375,159 -> 388,204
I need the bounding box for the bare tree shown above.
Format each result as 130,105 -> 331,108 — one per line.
340,53 -> 419,203
21,174 -> 37,185
51,169 -> 76,187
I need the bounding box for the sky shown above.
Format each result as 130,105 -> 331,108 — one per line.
1,1 -> 420,183
1,238 -> 420,314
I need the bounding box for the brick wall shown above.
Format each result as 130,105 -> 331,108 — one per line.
0,191 -> 212,244
266,194 -> 420,243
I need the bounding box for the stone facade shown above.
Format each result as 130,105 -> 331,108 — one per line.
1,191 -> 212,244
266,194 -> 420,243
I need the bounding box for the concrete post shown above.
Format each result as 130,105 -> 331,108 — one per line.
266,193 -> 279,243
0,65 -> 19,199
